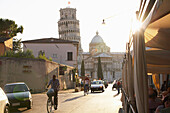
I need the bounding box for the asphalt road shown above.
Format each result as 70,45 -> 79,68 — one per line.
10,84 -> 122,113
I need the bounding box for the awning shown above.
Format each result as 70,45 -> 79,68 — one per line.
145,14 -> 170,50
132,48 -> 170,74
144,0 -> 170,74
146,49 -> 170,65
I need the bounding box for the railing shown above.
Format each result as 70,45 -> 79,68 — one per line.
121,88 -> 137,113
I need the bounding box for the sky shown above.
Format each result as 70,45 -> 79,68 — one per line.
0,0 -> 140,52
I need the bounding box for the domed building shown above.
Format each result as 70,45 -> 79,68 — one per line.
82,32 -> 124,82
89,31 -> 110,54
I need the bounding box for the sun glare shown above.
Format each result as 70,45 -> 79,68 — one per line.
132,17 -> 142,34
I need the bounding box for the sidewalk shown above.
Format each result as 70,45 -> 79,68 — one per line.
58,88 -> 77,94
34,88 -> 78,95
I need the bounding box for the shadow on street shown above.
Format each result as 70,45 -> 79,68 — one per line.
63,95 -> 84,103
113,93 -> 120,97
90,91 -> 103,94
10,108 -> 29,113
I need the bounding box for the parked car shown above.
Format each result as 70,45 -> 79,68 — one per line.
0,87 -> 10,113
91,80 -> 105,93
4,82 -> 33,109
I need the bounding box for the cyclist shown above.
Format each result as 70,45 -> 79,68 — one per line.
84,77 -> 90,93
47,75 -> 60,110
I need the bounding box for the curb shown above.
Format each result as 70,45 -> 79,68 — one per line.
58,89 -> 76,94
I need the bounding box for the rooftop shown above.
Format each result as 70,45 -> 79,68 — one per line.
22,38 -> 79,44
93,53 -> 112,58
90,31 -> 104,44
0,37 -> 12,43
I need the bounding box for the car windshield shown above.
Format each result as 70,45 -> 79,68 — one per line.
4,84 -> 29,93
91,81 -> 103,84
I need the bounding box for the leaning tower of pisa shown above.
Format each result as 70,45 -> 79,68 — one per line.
58,8 -> 81,42
58,7 -> 83,75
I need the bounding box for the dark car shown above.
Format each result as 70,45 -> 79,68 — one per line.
4,82 -> 33,109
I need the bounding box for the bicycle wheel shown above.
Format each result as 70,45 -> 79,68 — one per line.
47,98 -> 52,113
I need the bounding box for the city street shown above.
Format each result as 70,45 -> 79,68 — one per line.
10,84 -> 122,113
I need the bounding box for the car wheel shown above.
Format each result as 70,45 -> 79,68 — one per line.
91,90 -> 93,93
27,101 -> 33,109
102,89 -> 104,92
4,105 -> 9,113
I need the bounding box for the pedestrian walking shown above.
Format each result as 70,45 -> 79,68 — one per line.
117,81 -> 120,94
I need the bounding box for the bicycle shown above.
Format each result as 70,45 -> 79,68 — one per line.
46,88 -> 55,113
84,85 -> 89,96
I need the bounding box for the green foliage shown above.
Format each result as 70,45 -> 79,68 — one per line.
81,60 -> 85,77
72,68 -> 77,82
0,49 -> 53,62
1,49 -> 34,58
23,49 -> 34,58
0,18 -> 23,38
49,56 -> 52,61
13,38 -> 22,52
63,66 -> 67,71
38,53 -> 47,60
3,50 -> 14,57
37,53 -> 52,61
38,50 -> 45,56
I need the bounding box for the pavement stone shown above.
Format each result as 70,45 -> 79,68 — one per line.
58,88 -> 77,94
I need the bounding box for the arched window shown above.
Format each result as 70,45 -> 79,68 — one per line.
72,14 -> 74,19
66,22 -> 68,27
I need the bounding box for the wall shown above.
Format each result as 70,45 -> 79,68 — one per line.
23,43 -> 78,67
0,57 -> 75,93
0,44 -> 5,55
46,62 -> 75,90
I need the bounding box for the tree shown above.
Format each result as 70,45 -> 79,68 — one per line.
81,59 -> 85,77
0,18 -> 23,52
97,57 -> 103,80
13,38 -> 22,52
0,18 -> 23,38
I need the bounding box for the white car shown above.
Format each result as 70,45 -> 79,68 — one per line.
91,80 -> 105,93
0,87 -> 10,113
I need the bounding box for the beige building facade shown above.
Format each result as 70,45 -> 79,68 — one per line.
83,32 -> 124,82
22,38 -> 79,67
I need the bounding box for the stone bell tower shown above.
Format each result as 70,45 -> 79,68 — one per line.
58,8 -> 81,42
58,6 -> 83,75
